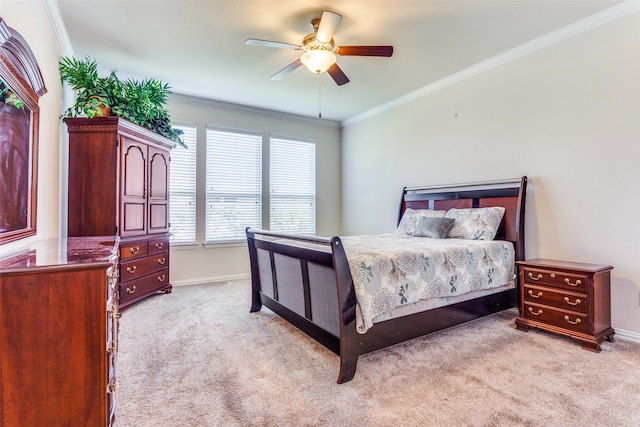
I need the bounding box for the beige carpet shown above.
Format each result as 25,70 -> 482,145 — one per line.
114,280 -> 640,427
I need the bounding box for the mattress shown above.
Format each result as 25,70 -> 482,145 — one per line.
340,234 -> 515,333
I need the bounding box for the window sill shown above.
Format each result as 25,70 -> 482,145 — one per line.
203,240 -> 246,249
169,243 -> 199,250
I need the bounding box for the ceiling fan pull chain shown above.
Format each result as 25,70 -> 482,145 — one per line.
318,74 -> 322,118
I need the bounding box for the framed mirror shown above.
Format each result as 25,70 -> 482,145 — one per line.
0,19 -> 46,244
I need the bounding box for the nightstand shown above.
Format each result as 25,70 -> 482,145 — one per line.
515,259 -> 614,352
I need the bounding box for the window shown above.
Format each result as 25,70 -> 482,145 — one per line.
169,125 -> 197,245
206,127 -> 262,242
269,137 -> 316,235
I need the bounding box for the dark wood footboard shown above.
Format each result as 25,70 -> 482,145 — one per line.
246,176 -> 527,383
246,230 -> 342,353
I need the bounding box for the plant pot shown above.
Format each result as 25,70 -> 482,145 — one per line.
88,95 -> 111,117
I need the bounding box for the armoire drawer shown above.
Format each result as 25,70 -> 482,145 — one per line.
120,241 -> 148,261
121,255 -> 166,280
148,237 -> 169,255
119,268 -> 169,305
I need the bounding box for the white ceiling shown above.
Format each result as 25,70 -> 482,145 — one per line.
56,0 -> 620,123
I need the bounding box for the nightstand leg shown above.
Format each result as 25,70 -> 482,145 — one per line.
514,317 -> 529,332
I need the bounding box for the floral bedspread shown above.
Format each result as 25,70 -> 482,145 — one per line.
340,234 -> 515,334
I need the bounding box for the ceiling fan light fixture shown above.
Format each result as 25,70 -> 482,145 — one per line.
300,48 -> 336,74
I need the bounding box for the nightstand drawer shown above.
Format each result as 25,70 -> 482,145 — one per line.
522,267 -> 588,292
523,284 -> 588,314
523,303 -> 588,335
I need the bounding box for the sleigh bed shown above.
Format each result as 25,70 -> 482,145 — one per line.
246,176 -> 527,383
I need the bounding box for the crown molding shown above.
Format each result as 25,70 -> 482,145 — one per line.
342,1 -> 640,127
42,0 -> 74,56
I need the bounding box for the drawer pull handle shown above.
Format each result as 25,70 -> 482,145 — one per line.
564,315 -> 581,325
564,278 -> 582,287
129,246 -> 140,255
126,265 -> 137,274
158,274 -> 166,282
157,257 -> 166,265
126,286 -> 136,294
155,242 -> 164,249
528,273 -> 543,281
528,307 -> 543,316
564,297 -> 582,306
528,290 -> 543,299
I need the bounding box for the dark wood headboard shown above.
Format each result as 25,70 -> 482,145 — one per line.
398,176 -> 528,260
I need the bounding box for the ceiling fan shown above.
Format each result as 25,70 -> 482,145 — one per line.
245,11 -> 393,86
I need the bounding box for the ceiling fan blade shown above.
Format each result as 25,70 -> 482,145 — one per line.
335,46 -> 394,57
245,38 -> 300,50
270,59 -> 303,80
327,63 -> 350,86
316,11 -> 342,43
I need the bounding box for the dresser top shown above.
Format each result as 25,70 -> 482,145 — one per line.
0,236 -> 118,272
517,258 -> 613,273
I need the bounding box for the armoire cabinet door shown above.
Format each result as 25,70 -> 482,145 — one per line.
148,146 -> 170,233
121,137 -> 147,236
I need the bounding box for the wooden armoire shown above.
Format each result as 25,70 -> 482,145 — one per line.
65,117 -> 173,308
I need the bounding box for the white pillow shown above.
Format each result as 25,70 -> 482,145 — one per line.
445,207 -> 505,240
396,208 -> 446,235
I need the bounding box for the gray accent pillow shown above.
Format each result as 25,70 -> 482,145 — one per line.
412,217 -> 455,239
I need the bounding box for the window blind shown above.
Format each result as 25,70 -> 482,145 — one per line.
269,137 -> 316,235
169,125 -> 197,245
206,127 -> 262,242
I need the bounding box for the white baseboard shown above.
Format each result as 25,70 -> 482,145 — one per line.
614,328 -> 640,344
171,274 -> 250,287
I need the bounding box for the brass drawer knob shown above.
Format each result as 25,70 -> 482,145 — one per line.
157,257 -> 166,265
564,315 -> 581,325
564,278 -> 582,287
129,246 -> 140,255
528,307 -> 543,316
528,273 -> 543,281
155,242 -> 164,249
157,274 -> 166,282
564,297 -> 582,306
126,285 -> 136,294
126,265 -> 137,274
528,290 -> 543,299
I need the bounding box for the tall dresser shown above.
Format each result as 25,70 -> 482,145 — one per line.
65,117 -> 173,308
0,236 -> 119,426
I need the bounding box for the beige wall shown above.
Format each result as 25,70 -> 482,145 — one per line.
341,12 -> 640,336
166,96 -> 342,284
0,1 -> 63,257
